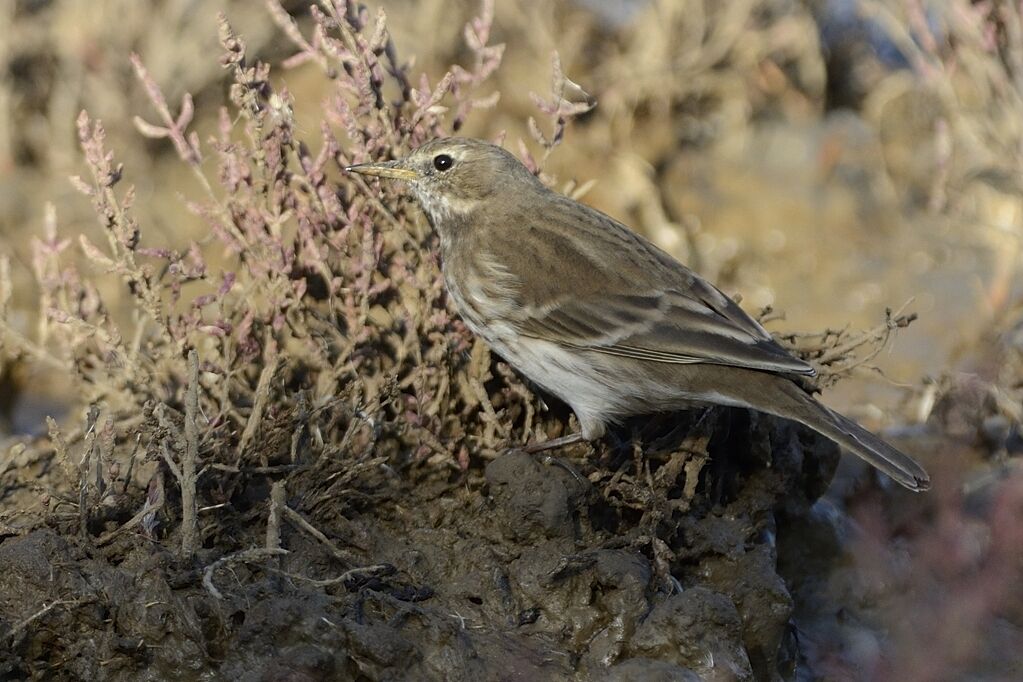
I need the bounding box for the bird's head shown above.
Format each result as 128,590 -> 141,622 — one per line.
346,137 -> 544,227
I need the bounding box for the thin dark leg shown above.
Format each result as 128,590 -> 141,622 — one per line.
504,432 -> 588,483
522,432 -> 586,454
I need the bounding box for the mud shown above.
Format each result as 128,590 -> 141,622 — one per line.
0,408 -> 847,681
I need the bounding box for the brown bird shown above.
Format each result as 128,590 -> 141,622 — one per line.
347,138 -> 930,491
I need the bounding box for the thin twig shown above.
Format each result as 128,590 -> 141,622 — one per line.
271,563 -> 394,588
180,349 -> 200,558
202,547 -> 288,599
283,505 -> 358,565
3,598 -> 93,643
815,301 -> 916,367
237,346 -> 280,464
266,480 -> 286,551
209,463 -> 305,475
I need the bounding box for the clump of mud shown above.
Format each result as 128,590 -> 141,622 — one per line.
0,405 -> 839,681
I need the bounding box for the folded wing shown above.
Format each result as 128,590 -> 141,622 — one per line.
519,282 -> 816,377
495,192 -> 816,378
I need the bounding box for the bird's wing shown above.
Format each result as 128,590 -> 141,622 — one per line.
519,286 -> 815,376
486,192 -> 815,376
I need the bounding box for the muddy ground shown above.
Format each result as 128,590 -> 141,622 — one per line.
1,405 -> 863,681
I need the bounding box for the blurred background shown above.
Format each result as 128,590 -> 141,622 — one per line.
1,1 -> 1022,677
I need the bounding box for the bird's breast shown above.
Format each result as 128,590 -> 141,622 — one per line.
441,248 -> 521,346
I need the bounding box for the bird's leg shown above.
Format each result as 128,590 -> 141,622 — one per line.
690,406 -> 715,433
503,432 -> 587,484
522,432 -> 585,454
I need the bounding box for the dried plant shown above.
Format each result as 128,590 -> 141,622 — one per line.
0,0 -> 607,555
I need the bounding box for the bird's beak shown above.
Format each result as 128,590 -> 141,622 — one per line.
345,160 -> 420,182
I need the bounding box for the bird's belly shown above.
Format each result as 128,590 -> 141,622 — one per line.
442,268 -> 700,437
479,333 -> 734,436
498,336 -> 634,433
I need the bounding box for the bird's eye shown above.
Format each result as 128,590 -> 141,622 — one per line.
433,154 -> 454,171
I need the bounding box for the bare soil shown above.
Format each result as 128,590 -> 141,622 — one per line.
0,407 -> 858,681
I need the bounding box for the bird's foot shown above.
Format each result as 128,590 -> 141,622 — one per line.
503,432 -> 587,483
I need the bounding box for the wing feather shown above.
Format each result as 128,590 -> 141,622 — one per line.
482,191 -> 815,377
520,291 -> 815,376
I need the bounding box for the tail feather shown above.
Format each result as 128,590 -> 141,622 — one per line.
746,377 -> 931,492
798,403 -> 931,491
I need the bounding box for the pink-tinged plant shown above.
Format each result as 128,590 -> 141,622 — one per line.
0,0 -> 604,555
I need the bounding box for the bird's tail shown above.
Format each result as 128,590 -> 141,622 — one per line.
736,374 -> 931,492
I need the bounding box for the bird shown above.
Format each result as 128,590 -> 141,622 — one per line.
346,137 -> 930,492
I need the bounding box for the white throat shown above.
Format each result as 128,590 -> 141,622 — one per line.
412,184 -> 477,225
